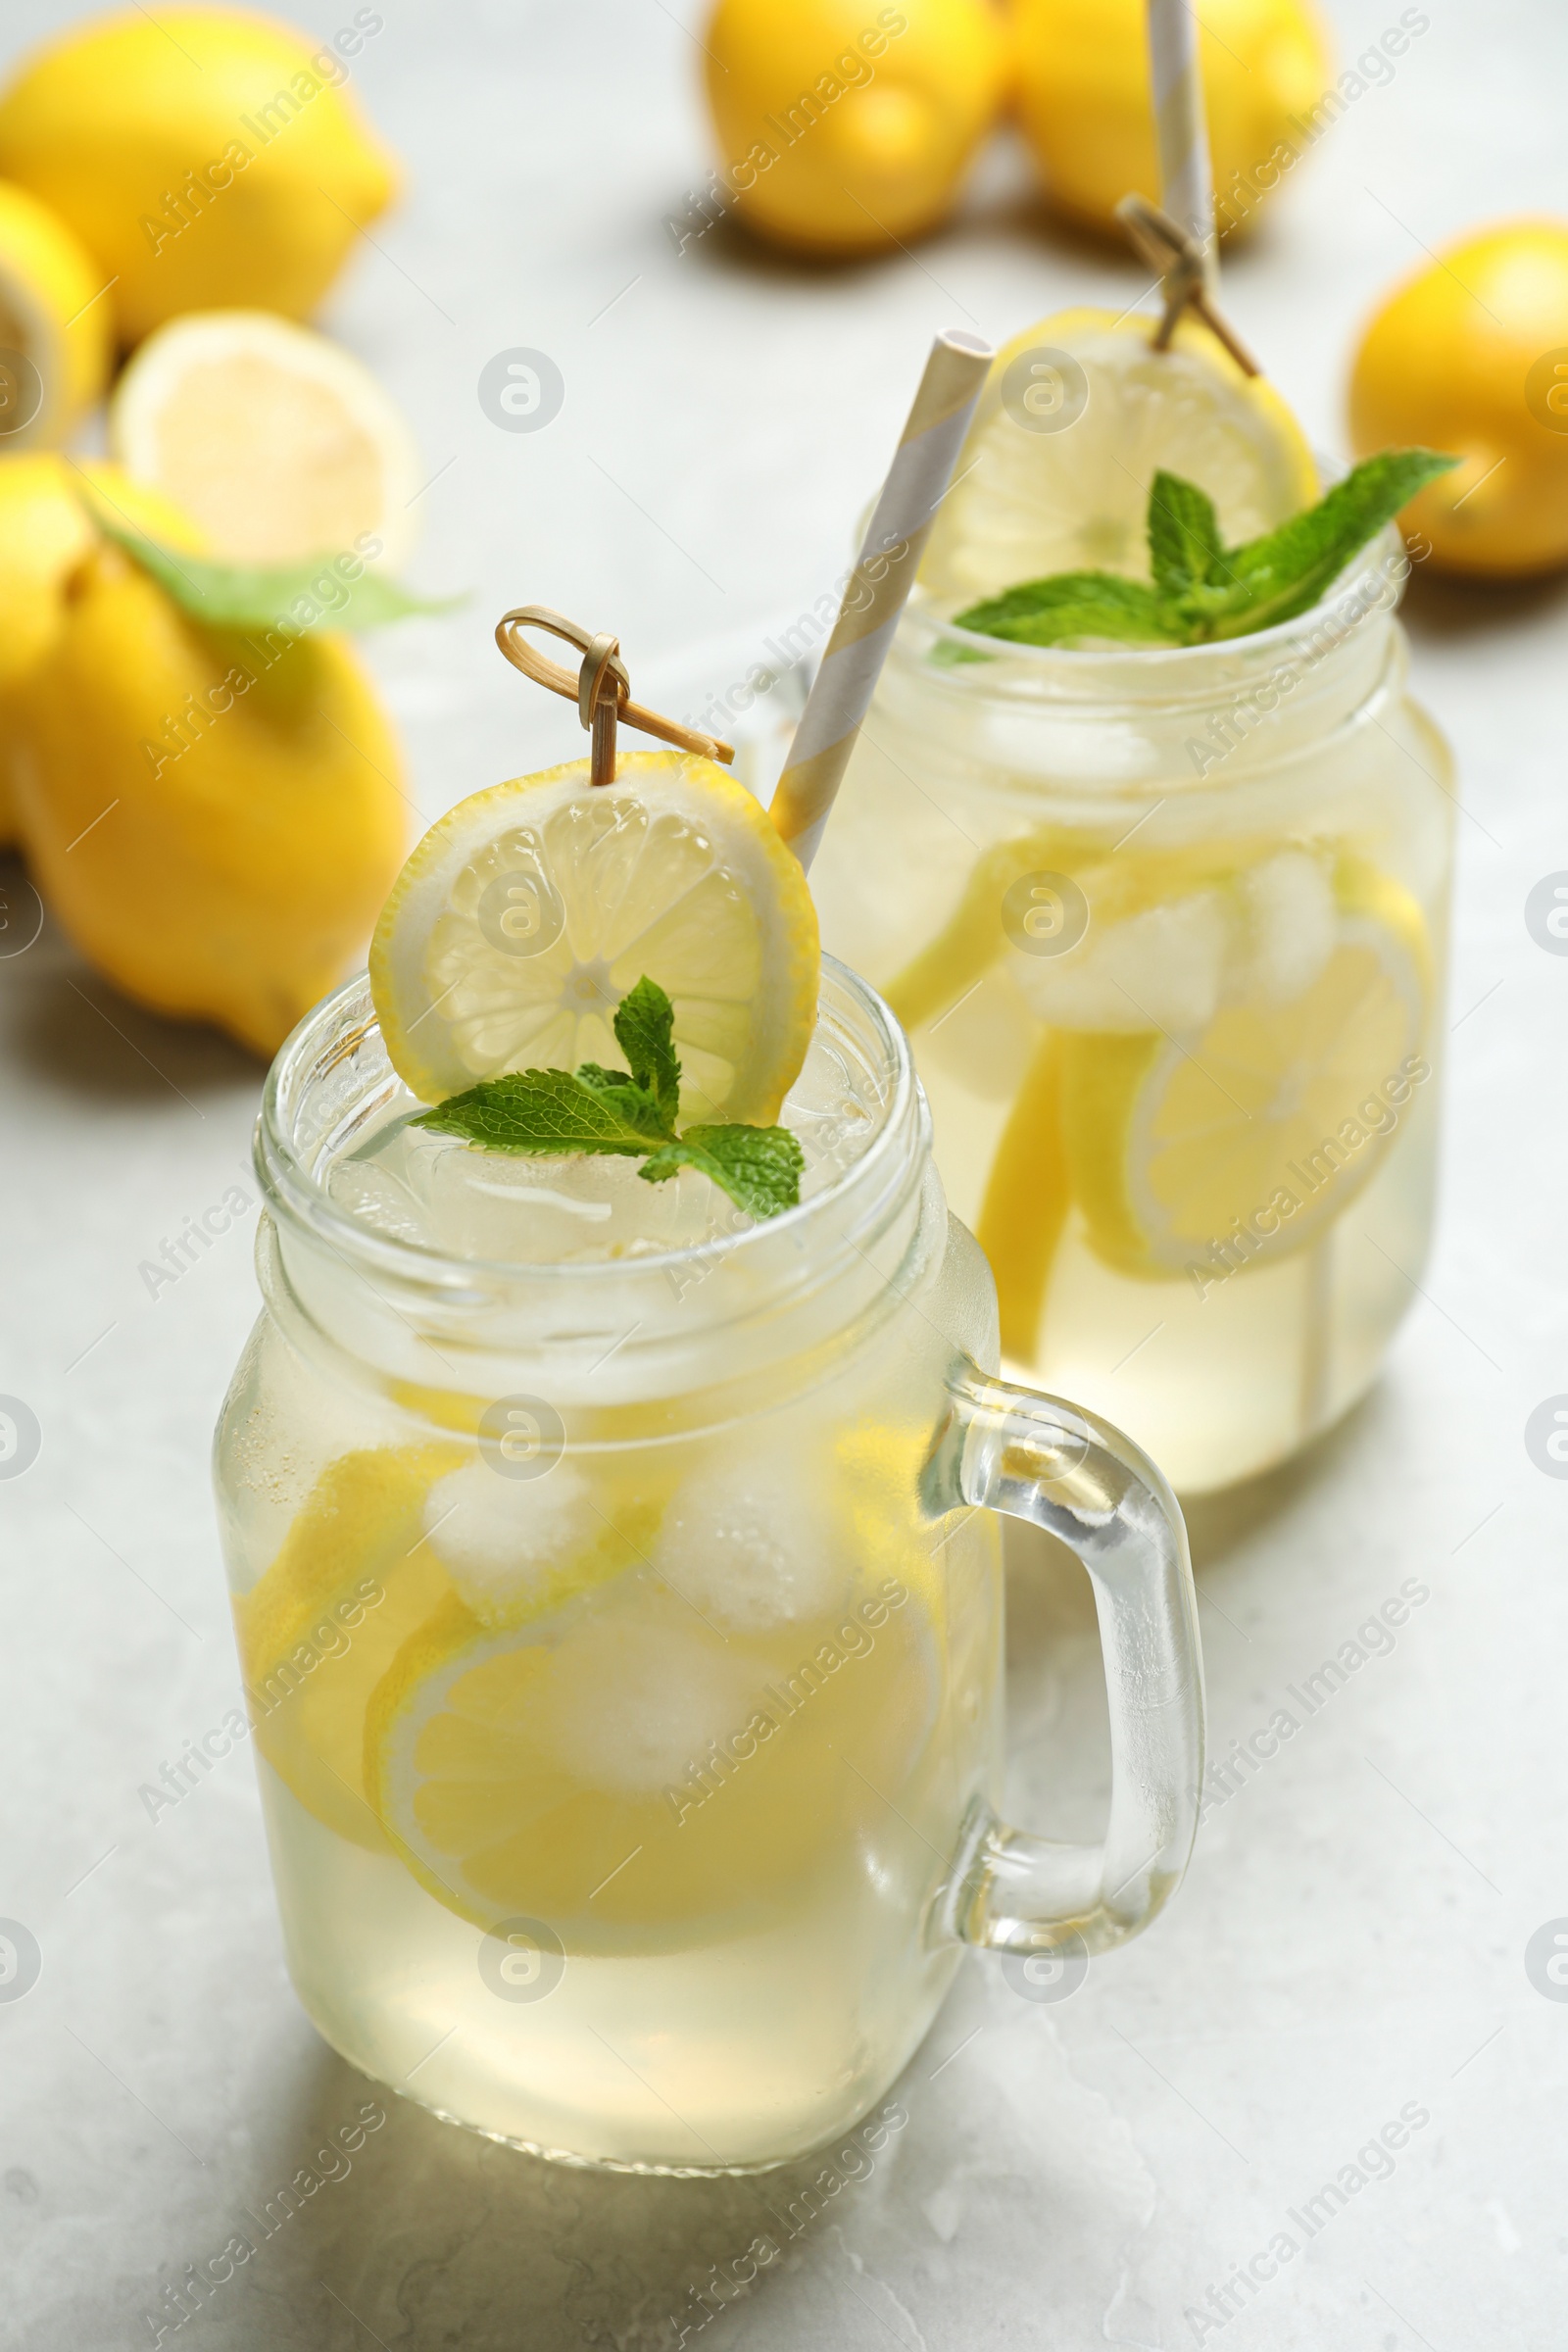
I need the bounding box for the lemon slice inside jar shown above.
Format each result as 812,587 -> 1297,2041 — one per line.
369,748 -> 820,1124
1058,859 -> 1431,1282
235,1445 -> 464,1850
363,1568 -> 935,1940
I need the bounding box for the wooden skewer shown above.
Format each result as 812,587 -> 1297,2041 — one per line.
1115,195 -> 1261,377
495,605 -> 735,785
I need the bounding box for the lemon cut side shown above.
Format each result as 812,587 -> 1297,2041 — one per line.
369,749 -> 820,1124
110,309 -> 422,568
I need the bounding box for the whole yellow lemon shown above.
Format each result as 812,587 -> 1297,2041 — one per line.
0,455 -> 197,844
11,543 -> 406,1054
0,180 -> 111,445
0,8 -> 399,345
0,457 -> 94,700
1013,0 -> 1336,240
1349,219 -> 1568,576
703,0 -> 1010,255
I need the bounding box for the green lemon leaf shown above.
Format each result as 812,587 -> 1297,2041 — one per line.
953,572 -> 1177,648
641,1125 -> 805,1219
89,511 -> 463,635
1147,469 -> 1223,598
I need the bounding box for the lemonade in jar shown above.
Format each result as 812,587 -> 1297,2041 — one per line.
811,313 -> 1455,1494
214,614 -> 1203,2173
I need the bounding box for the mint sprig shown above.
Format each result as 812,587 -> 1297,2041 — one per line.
952,448 -> 1457,651
411,976 -> 804,1221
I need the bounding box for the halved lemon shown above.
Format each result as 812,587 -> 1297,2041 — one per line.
235,1445 -> 464,1849
919,305 -> 1318,607
1059,860 -> 1431,1281
369,748 -> 820,1122
109,309 -> 422,567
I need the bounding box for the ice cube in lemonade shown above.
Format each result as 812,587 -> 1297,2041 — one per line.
328,1112 -> 736,1260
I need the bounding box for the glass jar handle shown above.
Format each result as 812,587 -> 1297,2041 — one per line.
928,1359 -> 1205,1958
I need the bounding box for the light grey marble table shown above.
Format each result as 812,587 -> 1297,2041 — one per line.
2,1 -> 1565,2345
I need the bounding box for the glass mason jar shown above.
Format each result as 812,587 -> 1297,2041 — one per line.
811,537 -> 1452,1494
214,959 -> 1203,2174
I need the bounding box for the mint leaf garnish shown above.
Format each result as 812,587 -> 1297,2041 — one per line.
608,973 -> 682,1130
642,1125 -> 806,1220
1147,469 -> 1222,598
950,573 -> 1171,648
413,1066 -> 659,1156
950,447 -> 1457,651
409,977 -> 802,1220
1205,449 -> 1457,635
89,511 -> 461,636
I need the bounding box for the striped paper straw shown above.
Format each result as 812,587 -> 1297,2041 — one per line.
770,329 -> 993,873
1147,0 -> 1217,293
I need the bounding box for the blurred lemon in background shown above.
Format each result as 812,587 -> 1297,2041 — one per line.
0,456 -> 94,703
0,8 -> 399,345
704,0 -> 1010,254
0,180 -> 110,446
1349,219 -> 1568,576
0,456 -> 197,844
111,309 -> 421,567
0,453 -> 92,845
9,514 -> 406,1054
1012,0 -> 1333,239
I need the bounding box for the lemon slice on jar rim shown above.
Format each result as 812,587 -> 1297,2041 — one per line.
369,748 -> 820,1124
919,305 -> 1319,608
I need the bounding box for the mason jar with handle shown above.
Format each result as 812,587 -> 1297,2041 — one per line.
811,533 -> 1451,1494
214,956 -> 1204,2173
